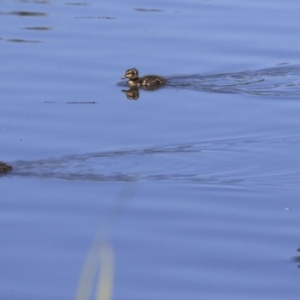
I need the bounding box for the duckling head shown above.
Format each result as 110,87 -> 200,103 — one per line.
122,68 -> 138,80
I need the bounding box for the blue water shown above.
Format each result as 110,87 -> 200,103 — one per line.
1,0 -> 300,299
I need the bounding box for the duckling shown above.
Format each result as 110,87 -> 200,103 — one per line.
0,161 -> 12,173
121,68 -> 166,87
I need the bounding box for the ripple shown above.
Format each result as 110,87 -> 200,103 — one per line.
9,11 -> 47,17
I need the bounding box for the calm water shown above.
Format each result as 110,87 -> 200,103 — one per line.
1,0 -> 300,299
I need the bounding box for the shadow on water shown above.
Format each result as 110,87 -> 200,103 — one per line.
120,64 -> 300,99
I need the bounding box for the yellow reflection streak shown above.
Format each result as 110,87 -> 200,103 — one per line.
75,183 -> 136,300
97,243 -> 114,300
75,241 -> 114,300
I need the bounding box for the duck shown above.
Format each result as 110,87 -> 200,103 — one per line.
0,161 -> 12,173
121,68 -> 166,87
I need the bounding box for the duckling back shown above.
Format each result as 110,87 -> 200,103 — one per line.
140,75 -> 166,86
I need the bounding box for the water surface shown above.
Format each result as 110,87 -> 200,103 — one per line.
1,0 -> 300,299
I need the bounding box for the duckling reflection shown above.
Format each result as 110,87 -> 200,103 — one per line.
122,88 -> 140,100
121,68 -> 166,88
121,85 -> 164,100
0,161 -> 12,173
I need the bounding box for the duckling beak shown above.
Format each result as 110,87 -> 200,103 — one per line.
121,75 -> 126,79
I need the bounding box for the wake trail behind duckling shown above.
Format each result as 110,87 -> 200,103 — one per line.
166,65 -> 300,96
6,135 -> 300,186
